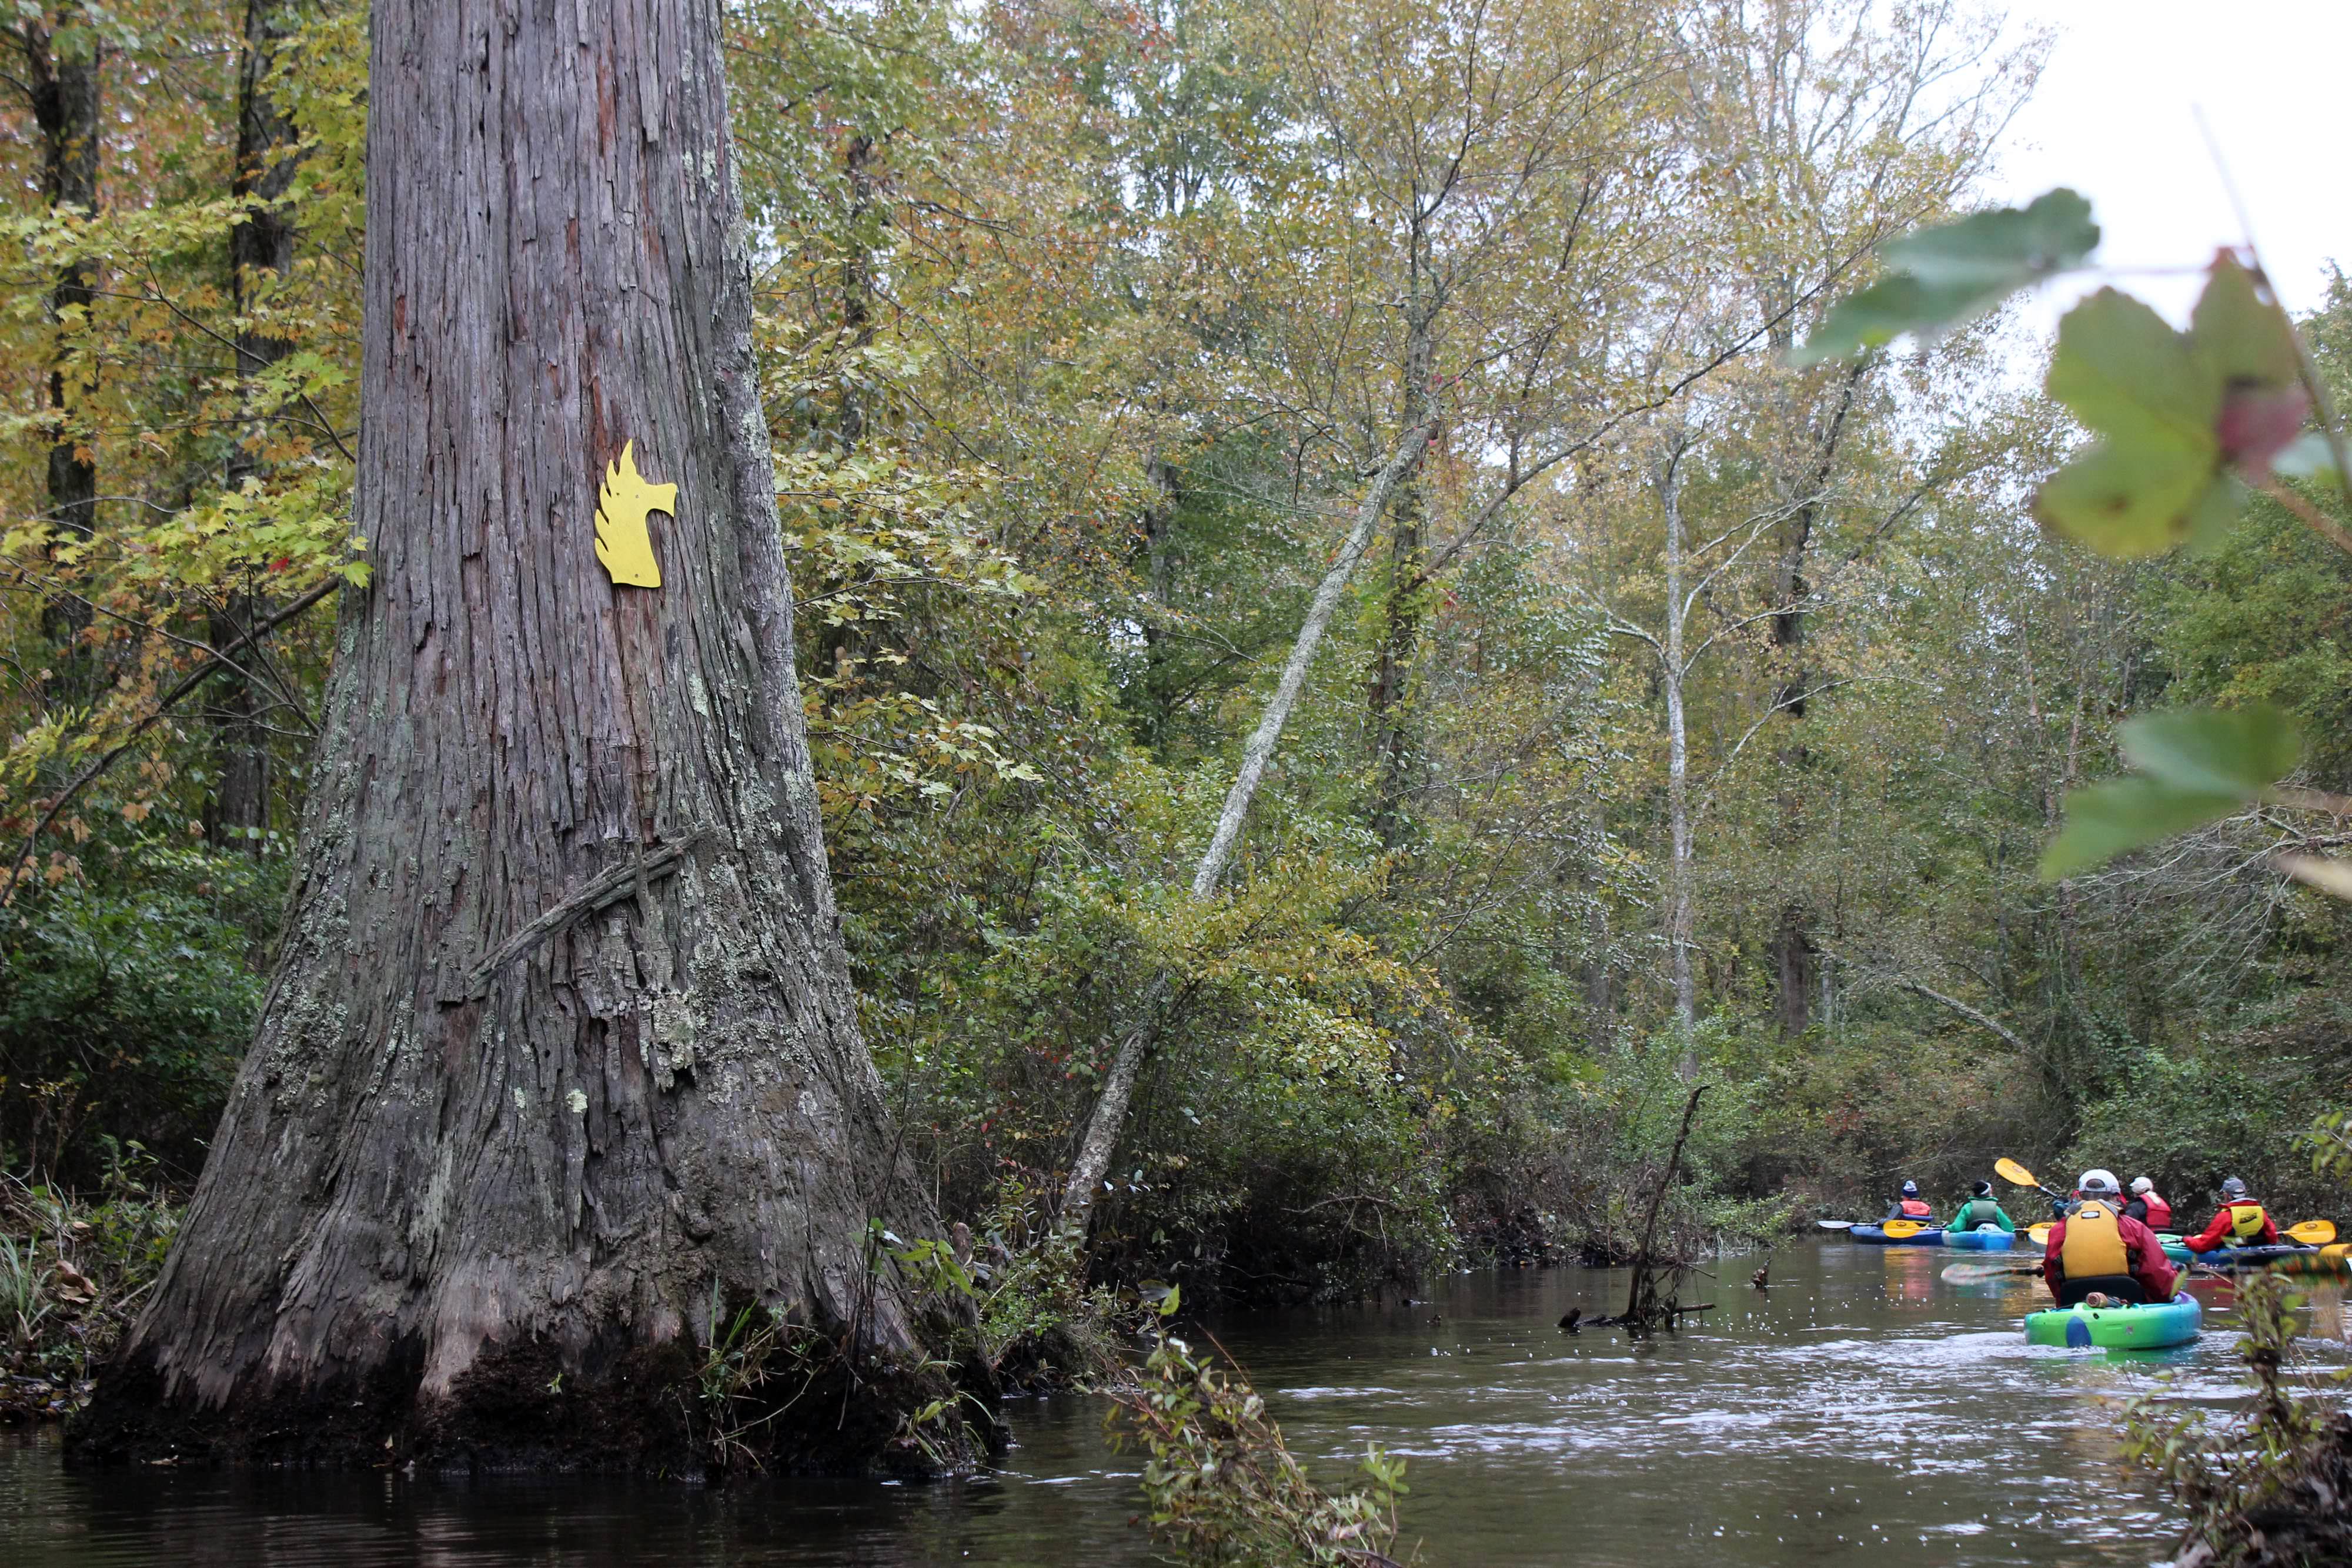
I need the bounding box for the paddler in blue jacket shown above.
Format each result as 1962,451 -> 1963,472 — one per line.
1946,1181 -> 2015,1234
1883,1180 -> 1935,1223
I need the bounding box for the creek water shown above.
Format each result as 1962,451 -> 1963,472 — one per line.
5,1238 -> 2342,1566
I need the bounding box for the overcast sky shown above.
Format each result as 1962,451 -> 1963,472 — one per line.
1986,0 -> 2345,332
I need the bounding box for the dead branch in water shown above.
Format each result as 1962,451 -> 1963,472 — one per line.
1588,1085 -> 1708,1337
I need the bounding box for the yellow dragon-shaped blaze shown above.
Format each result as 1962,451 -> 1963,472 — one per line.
592,439 -> 678,589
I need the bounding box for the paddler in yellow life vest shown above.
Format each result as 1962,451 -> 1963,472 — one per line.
2040,1169 -> 2177,1307
2183,1176 -> 2280,1254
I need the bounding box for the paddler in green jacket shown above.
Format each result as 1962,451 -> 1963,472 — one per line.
1946,1181 -> 2016,1234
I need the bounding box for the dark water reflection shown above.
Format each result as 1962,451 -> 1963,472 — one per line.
6,1240 -> 2340,1565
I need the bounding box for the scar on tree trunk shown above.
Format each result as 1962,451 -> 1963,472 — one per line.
71,0 -> 994,1476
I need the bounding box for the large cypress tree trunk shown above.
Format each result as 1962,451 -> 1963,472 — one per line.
76,0 -> 981,1472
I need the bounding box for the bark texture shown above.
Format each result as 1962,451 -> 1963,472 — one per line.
78,0 -> 973,1473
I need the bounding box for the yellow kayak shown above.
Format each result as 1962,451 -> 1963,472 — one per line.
2270,1242 -> 2352,1276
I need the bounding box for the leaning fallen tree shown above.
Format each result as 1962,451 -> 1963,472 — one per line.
72,0 -> 988,1473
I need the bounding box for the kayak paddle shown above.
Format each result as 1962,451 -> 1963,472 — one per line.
1940,1261 -> 2040,1283
1879,1219 -> 1928,1238
2026,1222 -> 2053,1246
1815,1219 -> 1858,1231
1996,1157 -> 2064,1198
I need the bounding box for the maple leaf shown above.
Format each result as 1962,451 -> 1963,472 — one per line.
593,440 -> 677,589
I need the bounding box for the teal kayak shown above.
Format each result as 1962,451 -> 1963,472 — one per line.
1945,1225 -> 2016,1252
1850,1224 -> 1945,1246
2026,1291 -> 2201,1349
2174,1243 -> 2317,1269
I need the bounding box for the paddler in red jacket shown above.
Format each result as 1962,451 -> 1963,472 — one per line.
2042,1169 -> 2178,1307
2122,1176 -> 2172,1231
2183,1177 -> 2278,1254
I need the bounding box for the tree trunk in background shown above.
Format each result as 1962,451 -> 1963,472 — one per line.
21,9 -> 101,702
207,0 -> 306,855
809,133 -> 881,695
1770,899 -> 1814,1036
1656,457 -> 1697,1064
78,0 -> 978,1472
1136,454 -> 1178,749
1368,308 -> 1435,844
1762,360 -> 1860,1035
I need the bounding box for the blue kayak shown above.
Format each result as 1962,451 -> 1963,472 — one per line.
1851,1224 -> 1946,1246
1945,1225 -> 2016,1251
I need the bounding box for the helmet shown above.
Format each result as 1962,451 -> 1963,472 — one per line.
2130,1176 -> 2154,1195
2222,1176 -> 2248,1198
2077,1169 -> 2120,1198
1972,1180 -> 1992,1197
1900,1180 -> 1920,1197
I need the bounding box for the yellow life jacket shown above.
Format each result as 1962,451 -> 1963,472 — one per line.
2227,1201 -> 2270,1242
2060,1201 -> 2129,1278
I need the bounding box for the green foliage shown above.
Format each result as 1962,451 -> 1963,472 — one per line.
2034,287 -> 2229,554
0,846 -> 274,1182
2033,257 -> 2305,560
1792,188 -> 2097,363
2041,706 -> 2303,878
1,1152 -> 180,1421
692,1286 -> 806,1472
2122,706 -> 2307,797
2123,1272 -> 2352,1567
1542,1023 -> 1789,1260
2150,482 -> 2352,781
1109,1290 -> 1410,1567
1806,191 -> 2352,896
2066,1047 -> 2339,1223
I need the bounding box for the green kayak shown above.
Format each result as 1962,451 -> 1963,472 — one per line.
2024,1292 -> 2201,1350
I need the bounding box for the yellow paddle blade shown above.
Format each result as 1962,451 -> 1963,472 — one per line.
1880,1219 -> 1925,1238
1994,1158 -> 2039,1189
2026,1222 -> 2053,1246
2287,1219 -> 2338,1245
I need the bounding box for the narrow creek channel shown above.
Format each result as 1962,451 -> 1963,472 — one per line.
6,1239 -> 2341,1566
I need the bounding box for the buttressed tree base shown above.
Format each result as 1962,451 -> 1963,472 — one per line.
69,0 -> 988,1472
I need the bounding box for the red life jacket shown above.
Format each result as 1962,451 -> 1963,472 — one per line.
2140,1193 -> 2173,1229
1899,1198 -> 1933,1219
